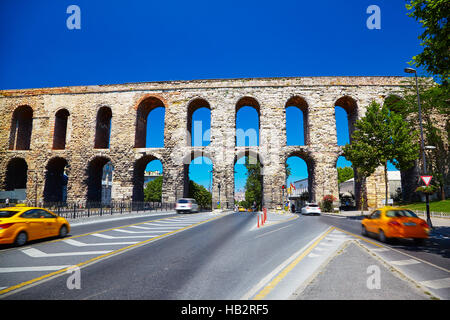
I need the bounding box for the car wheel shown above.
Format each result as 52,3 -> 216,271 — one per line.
14,231 -> 28,247
379,229 -> 388,243
59,225 -> 68,238
361,225 -> 368,236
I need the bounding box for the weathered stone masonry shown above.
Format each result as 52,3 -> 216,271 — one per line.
0,76 -> 414,209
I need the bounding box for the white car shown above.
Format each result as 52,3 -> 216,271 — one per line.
301,203 -> 321,215
175,198 -> 199,214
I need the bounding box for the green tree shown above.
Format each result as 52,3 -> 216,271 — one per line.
188,180 -> 212,208
406,0 -> 450,84
337,167 -> 354,184
343,101 -> 420,205
244,156 -> 263,210
391,79 -> 450,200
143,176 -> 163,202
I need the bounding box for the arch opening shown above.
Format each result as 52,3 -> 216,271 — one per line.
335,96 -> 358,146
53,109 -> 70,150
236,97 -> 260,147
94,107 -> 112,149
286,96 -> 309,146
9,105 -> 33,150
234,151 -> 264,210
187,98 -> 211,147
135,97 -> 165,148
285,154 -> 313,211
133,155 -> 163,202
86,157 -> 113,203
43,157 -> 69,203
4,158 -> 28,202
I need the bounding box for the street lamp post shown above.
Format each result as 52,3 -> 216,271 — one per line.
404,67 -> 432,228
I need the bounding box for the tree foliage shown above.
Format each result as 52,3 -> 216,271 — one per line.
343,101 -> 420,202
391,78 -> 450,199
143,176 -> 162,202
188,180 -> 212,208
337,167 -> 354,184
406,0 -> 450,84
244,156 -> 263,210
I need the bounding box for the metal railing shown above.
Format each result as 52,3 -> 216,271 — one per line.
413,210 -> 450,219
0,200 -> 214,219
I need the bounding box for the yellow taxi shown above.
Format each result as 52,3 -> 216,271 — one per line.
238,207 -> 246,212
361,206 -> 429,244
0,205 -> 70,246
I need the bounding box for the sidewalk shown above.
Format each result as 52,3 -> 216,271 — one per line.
292,240 -> 435,300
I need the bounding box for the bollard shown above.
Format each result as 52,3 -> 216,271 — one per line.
257,214 -> 260,228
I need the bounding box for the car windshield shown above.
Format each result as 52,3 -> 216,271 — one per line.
308,204 -> 319,207
177,199 -> 189,203
386,210 -> 418,218
0,210 -> 20,218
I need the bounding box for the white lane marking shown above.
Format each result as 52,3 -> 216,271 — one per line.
112,229 -> 170,234
142,223 -> 187,227
254,225 -> 292,239
319,242 -> 337,246
419,277 -> 450,290
21,248 -> 112,258
389,259 -> 421,266
0,266 -> 71,273
313,247 -> 326,252
63,239 -> 138,247
128,225 -> 158,230
307,253 -> 321,258
371,248 -> 390,252
91,233 -> 158,239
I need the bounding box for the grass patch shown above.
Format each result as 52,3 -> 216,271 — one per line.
400,199 -> 450,213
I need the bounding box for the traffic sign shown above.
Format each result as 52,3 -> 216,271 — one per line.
420,175 -> 432,186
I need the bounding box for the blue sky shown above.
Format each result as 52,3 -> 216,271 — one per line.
1,0 -> 424,190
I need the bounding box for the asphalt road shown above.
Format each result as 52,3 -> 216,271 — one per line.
1,211 -> 448,300
318,214 -> 450,270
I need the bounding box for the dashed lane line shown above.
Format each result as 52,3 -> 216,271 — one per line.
62,239 -> 138,247
21,248 -> 112,258
0,266 -> 71,273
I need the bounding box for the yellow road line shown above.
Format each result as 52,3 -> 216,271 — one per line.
252,226 -> 335,300
333,227 -> 384,248
0,214 -> 225,297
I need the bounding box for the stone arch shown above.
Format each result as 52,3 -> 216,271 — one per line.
182,150 -> 214,199
285,150 -> 315,202
52,108 -> 70,150
9,105 -> 33,150
383,94 -> 405,115
94,106 -> 112,149
132,154 -> 163,202
334,96 -> 358,145
235,96 -> 261,147
187,97 -> 211,146
233,149 -> 264,208
43,157 -> 69,203
134,96 -> 166,148
5,157 -> 28,192
86,156 -> 113,202
285,96 -> 309,145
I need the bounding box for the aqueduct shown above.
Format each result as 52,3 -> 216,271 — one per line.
0,76 -> 419,209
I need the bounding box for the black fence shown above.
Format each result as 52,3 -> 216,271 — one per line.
0,200 -> 214,219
